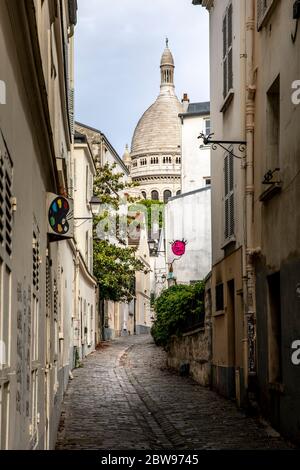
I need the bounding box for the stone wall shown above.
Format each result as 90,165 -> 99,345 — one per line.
167,276 -> 212,387
167,326 -> 211,387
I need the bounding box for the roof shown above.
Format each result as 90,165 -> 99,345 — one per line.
75,121 -> 129,175
179,101 -> 210,118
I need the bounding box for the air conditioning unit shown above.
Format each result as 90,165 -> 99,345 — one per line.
47,193 -> 74,239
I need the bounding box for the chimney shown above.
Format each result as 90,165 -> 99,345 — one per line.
181,93 -> 190,113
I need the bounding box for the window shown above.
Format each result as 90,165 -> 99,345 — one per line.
176,190 -> 181,196
223,3 -> 233,99
224,149 -> 234,240
163,156 -> 172,164
163,190 -> 172,203
267,76 -> 280,170
205,119 -> 211,136
150,157 -> 159,165
141,191 -> 147,199
257,0 -> 277,30
140,158 -> 147,166
176,157 -> 181,165
132,160 -> 137,168
205,178 -> 211,186
151,191 -> 159,201
215,283 -> 224,312
267,272 -> 282,383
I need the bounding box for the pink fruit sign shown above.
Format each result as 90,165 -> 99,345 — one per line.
171,240 -> 186,257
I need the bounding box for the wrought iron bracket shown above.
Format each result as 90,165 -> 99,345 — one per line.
198,133 -> 247,160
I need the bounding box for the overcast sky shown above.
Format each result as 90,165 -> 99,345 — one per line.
75,0 -> 210,157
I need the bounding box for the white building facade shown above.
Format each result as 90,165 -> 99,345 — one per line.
73,132 -> 97,361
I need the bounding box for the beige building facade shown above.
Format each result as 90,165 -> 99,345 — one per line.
196,0 -> 300,444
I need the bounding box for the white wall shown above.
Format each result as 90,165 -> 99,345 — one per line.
181,114 -> 211,193
165,188 -> 212,284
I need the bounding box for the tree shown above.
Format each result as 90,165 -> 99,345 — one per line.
93,163 -> 146,302
93,240 -> 145,302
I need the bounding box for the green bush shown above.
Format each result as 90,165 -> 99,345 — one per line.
151,282 -> 205,348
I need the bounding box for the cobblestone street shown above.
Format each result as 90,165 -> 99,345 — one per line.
55,335 -> 293,450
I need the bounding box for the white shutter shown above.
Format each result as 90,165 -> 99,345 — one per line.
224,150 -> 235,240
223,14 -> 228,98
223,4 -> 233,98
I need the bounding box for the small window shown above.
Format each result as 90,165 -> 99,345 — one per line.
205,119 -> 211,136
141,191 -> 147,199
205,178 -> 211,186
151,191 -> 159,201
176,190 -> 181,196
216,283 -> 224,312
163,190 -> 172,203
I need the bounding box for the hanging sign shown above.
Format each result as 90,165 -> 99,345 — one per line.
171,240 -> 187,257
47,193 -> 74,239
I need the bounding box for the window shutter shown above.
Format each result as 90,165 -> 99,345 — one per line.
228,48 -> 233,91
69,88 -> 75,136
229,154 -> 234,192
225,198 -> 229,240
229,193 -> 234,237
224,151 -> 235,240
223,14 -> 228,98
228,3 -> 233,47
223,15 -> 227,59
224,154 -> 229,195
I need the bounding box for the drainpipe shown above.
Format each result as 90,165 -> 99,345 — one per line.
244,0 -> 258,397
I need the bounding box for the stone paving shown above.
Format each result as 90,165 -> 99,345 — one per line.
56,335 -> 292,450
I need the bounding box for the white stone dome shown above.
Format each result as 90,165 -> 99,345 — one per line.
131,94 -> 183,155
131,41 -> 182,156
129,41 -> 182,202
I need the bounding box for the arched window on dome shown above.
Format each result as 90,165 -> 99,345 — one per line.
164,190 -> 172,204
151,190 -> 159,201
141,191 -> 147,200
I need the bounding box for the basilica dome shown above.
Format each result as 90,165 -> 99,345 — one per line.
131,43 -> 183,157
130,40 -> 182,202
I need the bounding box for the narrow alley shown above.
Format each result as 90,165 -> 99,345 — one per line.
56,336 -> 290,451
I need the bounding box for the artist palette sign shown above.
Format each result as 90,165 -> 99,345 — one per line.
46,193 -> 74,239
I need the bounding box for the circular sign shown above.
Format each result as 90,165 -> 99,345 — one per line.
49,197 -> 70,235
171,240 -> 186,257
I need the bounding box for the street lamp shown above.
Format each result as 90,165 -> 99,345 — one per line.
148,239 -> 166,256
74,196 -> 101,221
90,195 -> 102,216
